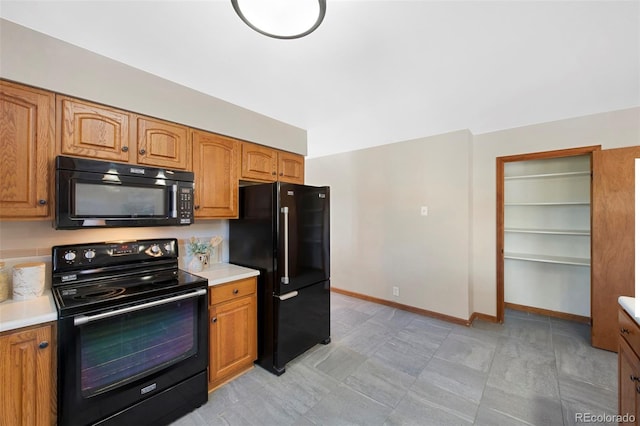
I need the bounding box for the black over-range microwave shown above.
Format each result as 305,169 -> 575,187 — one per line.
55,155 -> 195,229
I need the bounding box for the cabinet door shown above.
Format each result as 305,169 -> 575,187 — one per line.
0,324 -> 54,426
592,146 -> 640,351
135,115 -> 190,170
0,81 -> 54,218
209,294 -> 257,388
619,338 -> 640,424
58,95 -> 132,162
241,143 -> 277,182
192,130 -> 239,218
277,151 -> 305,184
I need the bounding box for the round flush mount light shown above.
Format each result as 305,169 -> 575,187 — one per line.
231,0 -> 327,39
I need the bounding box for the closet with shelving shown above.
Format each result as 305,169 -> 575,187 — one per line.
503,154 -> 591,318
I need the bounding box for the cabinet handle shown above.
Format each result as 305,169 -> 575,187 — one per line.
272,171 -> 276,175
631,375 -> 640,382
211,317 -> 217,323
121,146 -> 129,152
38,341 -> 49,349
621,328 -> 630,335
38,199 -> 47,205
636,385 -> 640,394
139,149 -> 146,155
233,289 -> 239,295
194,205 -> 200,210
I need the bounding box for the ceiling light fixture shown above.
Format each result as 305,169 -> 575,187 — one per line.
231,0 -> 326,40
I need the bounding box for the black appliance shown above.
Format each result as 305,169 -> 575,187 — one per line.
229,182 -> 330,375
55,155 -> 194,229
52,238 -> 208,426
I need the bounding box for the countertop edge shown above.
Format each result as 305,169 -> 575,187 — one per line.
619,296 -> 639,326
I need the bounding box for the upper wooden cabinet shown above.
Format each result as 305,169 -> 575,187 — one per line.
57,96 -> 190,170
277,150 -> 305,184
0,81 -> 54,218
135,115 -> 190,170
192,130 -> 239,218
57,95 -> 132,163
240,142 -> 304,184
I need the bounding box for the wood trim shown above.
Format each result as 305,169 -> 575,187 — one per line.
505,302 -> 591,324
496,145 -> 601,325
469,312 -> 499,324
331,287 -> 472,326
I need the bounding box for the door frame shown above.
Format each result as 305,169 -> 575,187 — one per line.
496,145 -> 601,323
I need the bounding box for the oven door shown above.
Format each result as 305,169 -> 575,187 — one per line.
57,288 -> 208,426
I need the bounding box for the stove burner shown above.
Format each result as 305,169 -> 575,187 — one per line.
73,287 -> 126,300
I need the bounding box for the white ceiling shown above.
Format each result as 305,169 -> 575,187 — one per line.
1,0 -> 638,158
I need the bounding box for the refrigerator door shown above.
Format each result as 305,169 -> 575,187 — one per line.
272,280 -> 331,373
276,183 -> 330,295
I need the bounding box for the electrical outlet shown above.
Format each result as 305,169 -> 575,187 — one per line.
420,206 -> 428,216
392,286 -> 399,297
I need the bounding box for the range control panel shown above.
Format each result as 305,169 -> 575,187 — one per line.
52,238 -> 178,271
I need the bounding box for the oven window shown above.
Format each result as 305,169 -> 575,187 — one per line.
79,298 -> 197,396
74,182 -> 165,217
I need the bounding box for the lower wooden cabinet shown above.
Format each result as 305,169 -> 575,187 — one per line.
0,322 -> 56,426
208,277 -> 257,391
619,307 -> 640,425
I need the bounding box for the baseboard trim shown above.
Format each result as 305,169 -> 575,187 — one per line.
505,302 -> 591,324
469,312 -> 499,324
331,287 -> 472,326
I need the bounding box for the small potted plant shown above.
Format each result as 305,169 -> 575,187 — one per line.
187,237 -> 213,272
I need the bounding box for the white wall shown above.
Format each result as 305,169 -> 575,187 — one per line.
306,130 -> 473,320
0,19 -> 307,155
308,107 -> 640,320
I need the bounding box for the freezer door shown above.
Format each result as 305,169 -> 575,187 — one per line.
273,280 -> 331,372
277,183 -> 330,294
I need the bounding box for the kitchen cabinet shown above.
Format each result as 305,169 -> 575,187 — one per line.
192,130 -> 239,218
0,322 -> 56,426
134,115 -> 190,170
57,95 -> 132,163
58,96 -> 190,169
240,142 -> 304,184
592,146 -> 640,351
208,277 -> 257,391
0,81 -> 54,218
619,307 -> 640,425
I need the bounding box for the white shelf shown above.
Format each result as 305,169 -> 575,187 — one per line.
504,252 -> 590,267
505,201 -> 590,206
505,228 -> 590,236
505,171 -> 591,180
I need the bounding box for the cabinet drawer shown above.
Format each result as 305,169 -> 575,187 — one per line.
619,308 -> 640,354
209,278 -> 256,306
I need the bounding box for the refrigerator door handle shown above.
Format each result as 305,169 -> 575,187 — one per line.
276,291 -> 298,301
281,206 -> 290,284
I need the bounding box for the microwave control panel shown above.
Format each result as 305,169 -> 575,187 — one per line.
178,186 -> 194,224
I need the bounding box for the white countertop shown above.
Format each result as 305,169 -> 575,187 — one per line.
191,263 -> 260,286
0,263 -> 260,334
0,289 -> 58,333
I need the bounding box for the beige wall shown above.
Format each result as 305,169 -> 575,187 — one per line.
307,107 -> 640,321
0,19 -> 307,155
306,130 -> 473,320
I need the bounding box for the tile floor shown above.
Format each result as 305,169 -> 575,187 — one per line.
173,292 -> 618,426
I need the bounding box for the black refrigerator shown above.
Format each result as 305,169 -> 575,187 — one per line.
229,182 -> 330,376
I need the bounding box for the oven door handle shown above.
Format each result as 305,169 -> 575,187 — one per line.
73,288 -> 207,326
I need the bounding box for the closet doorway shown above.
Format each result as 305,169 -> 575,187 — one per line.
496,145 -> 601,325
